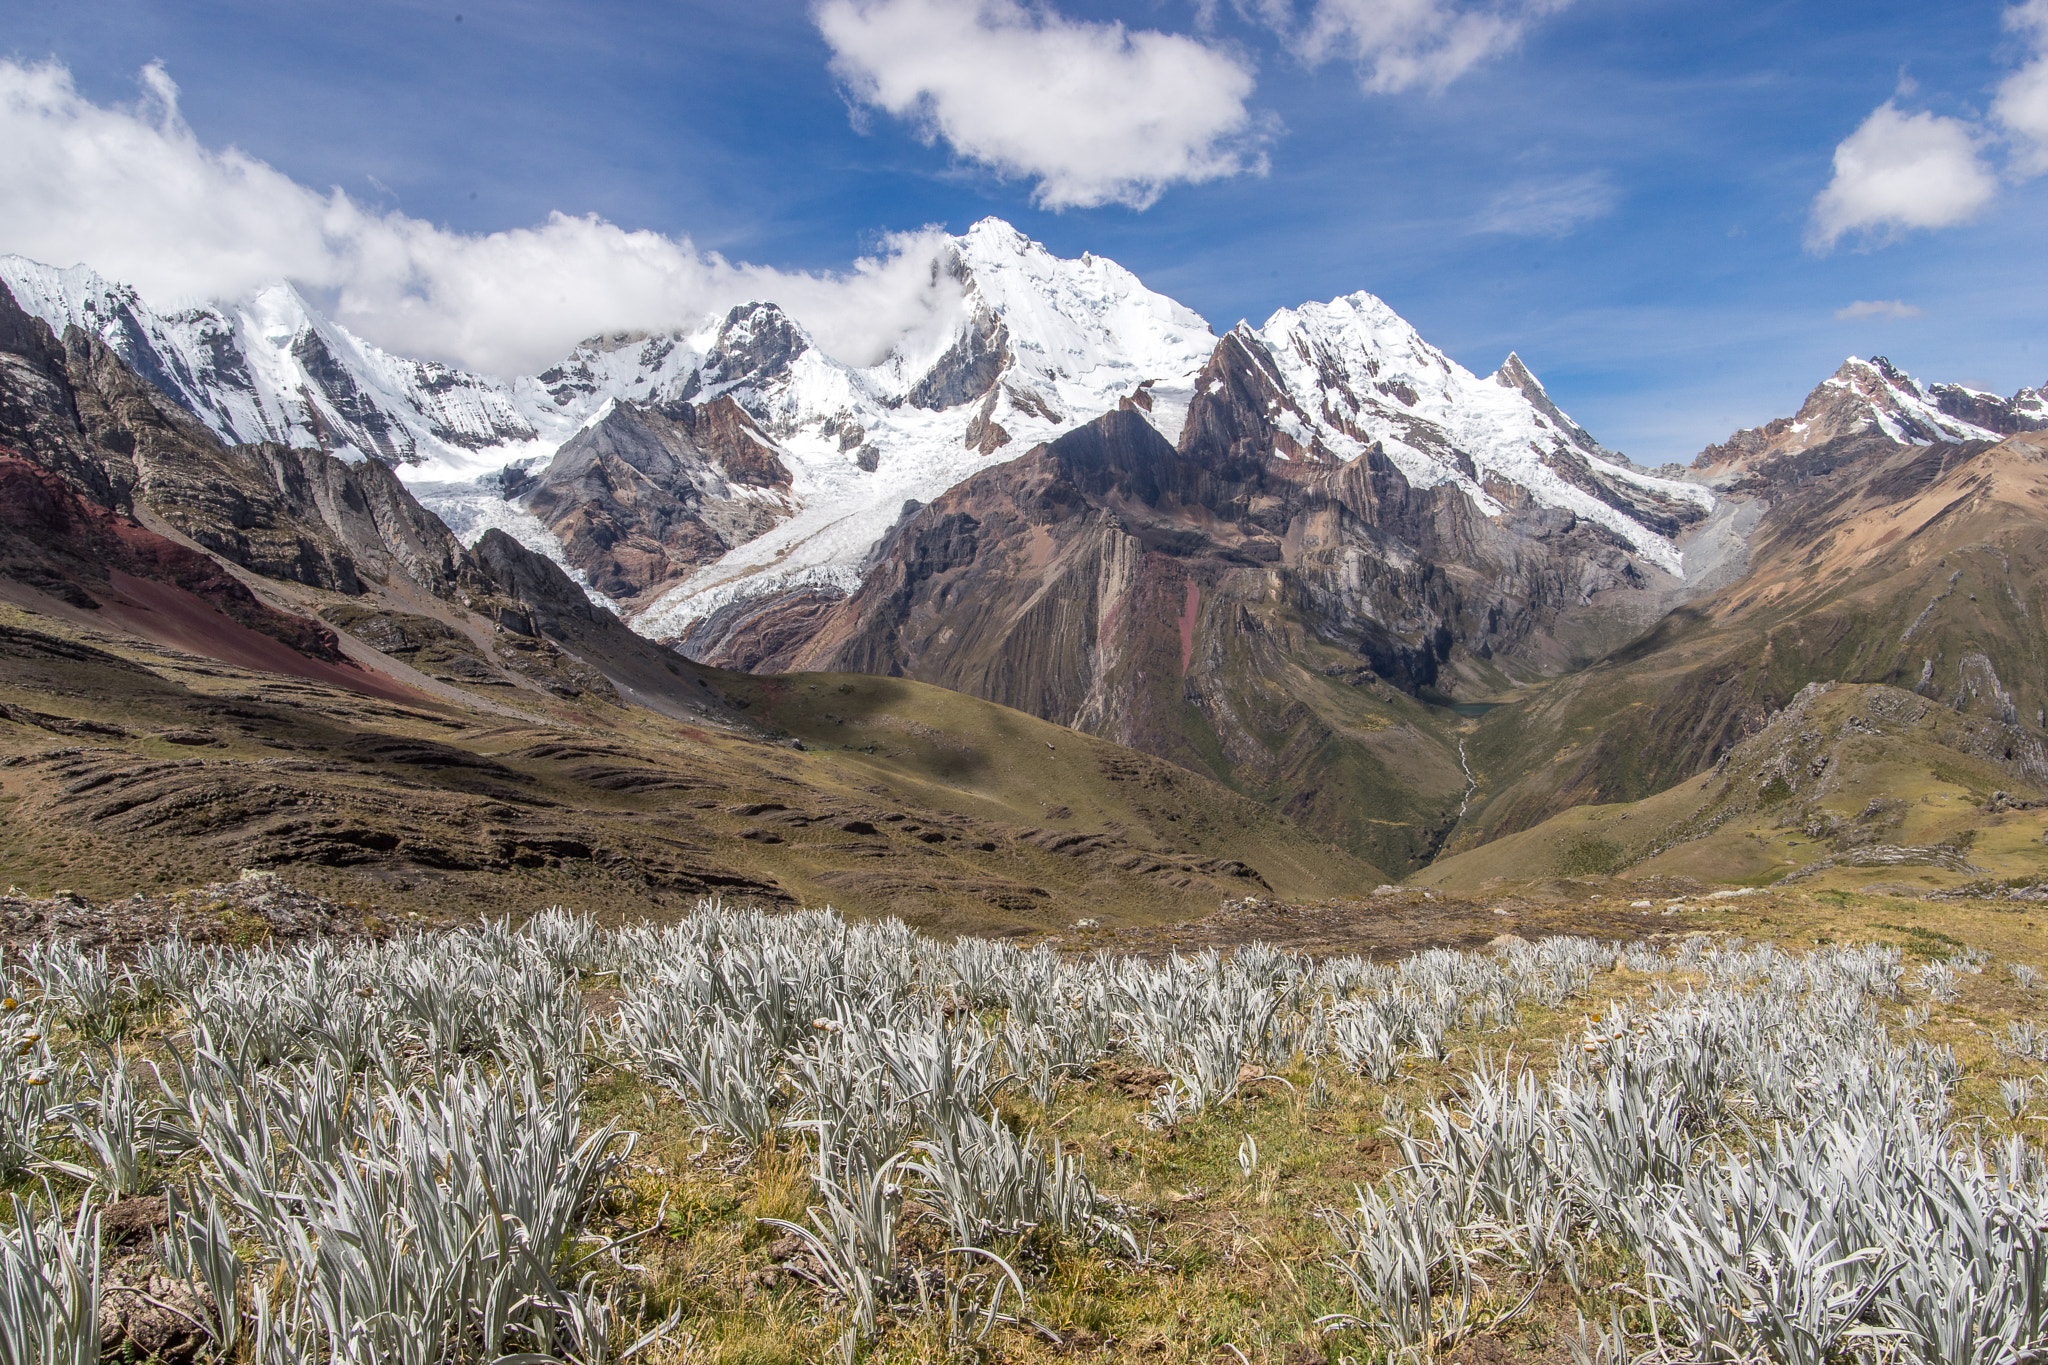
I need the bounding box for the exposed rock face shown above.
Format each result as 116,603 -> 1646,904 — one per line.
1930,379 -> 2048,436
472,527 -> 616,637
963,388 -> 1011,454
291,326 -> 415,461
676,303 -> 810,406
1492,352 -> 1610,455
0,454 -> 349,661
789,396 -> 1662,696
0,285 -> 488,605
510,396 -> 795,605
677,585 -> 848,673
906,306 -> 1008,411
681,374 -> 1689,867
0,278 -> 735,716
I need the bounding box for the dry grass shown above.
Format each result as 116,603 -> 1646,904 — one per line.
545,886 -> 2048,1364
6,880 -> 2044,1363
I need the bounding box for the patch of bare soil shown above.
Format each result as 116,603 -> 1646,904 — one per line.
0,870 -> 386,956
1058,880 -> 1708,959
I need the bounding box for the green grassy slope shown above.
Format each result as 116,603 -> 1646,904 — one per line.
0,601 -> 1382,937
1441,432 -> 2048,861
1421,681 -> 2048,895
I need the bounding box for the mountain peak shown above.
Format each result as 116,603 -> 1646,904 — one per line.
960,216 -> 1035,252
1492,351 -> 1537,390
1242,290 -> 1703,571
1694,352 -> 2038,476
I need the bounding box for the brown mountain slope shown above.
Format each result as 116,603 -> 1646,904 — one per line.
689,356 -> 1711,870
1422,680 -> 2048,896
1449,427 -> 2048,854
0,454 -> 352,668
0,607 -> 1380,932
0,281 -> 1379,926
709,407 -> 1479,871
0,276 -> 774,721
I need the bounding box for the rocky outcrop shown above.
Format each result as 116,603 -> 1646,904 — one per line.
906,306 -> 1008,411
676,585 -> 848,673
510,396 -> 795,604
675,303 -> 809,404
1930,379 -> 2048,436
0,454 -> 349,661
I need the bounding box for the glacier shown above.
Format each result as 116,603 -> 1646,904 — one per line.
3,218 -> 1728,637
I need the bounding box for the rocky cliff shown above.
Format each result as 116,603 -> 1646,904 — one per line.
503,396 -> 795,609
683,321 -> 1713,869
0,274 -> 1379,926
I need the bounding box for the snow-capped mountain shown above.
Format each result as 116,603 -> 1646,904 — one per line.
522,220 -> 1224,632
1695,355 -> 2048,477
0,224 -> 1223,624
1237,294 -> 1711,574
0,256 -> 554,467
2,218 -> 1725,640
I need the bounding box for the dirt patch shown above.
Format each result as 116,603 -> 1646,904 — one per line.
1061,886 -> 1678,960
100,571 -> 424,706
0,871 -> 383,957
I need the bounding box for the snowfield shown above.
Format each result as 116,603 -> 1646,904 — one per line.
4,221 -> 1730,630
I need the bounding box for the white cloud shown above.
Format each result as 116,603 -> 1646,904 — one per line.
1245,0 -> 1566,94
1808,102 -> 1998,249
1834,299 -> 1924,320
1809,4 -> 2048,249
0,59 -> 972,377
1994,0 -> 2048,174
813,0 -> 1267,210
1472,171 -> 1615,236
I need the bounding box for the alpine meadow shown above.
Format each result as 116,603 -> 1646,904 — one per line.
3,1 -> 2048,1361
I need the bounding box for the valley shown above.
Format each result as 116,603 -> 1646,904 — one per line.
2,223 -> 2046,921
6,225 -> 2048,1365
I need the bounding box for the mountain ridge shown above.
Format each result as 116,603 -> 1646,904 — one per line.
10,230 -> 2048,882
1,223 -> 1719,647
0,272 -> 1380,926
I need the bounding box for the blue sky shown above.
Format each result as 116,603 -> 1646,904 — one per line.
3,0 -> 2044,461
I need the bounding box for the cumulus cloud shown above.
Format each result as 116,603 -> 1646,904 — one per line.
1995,0 -> 2048,173
1471,171 -> 1615,236
813,0 -> 1267,210
0,59 -> 971,377
1807,102 -> 1997,249
1834,299 -> 1924,320
1241,0 -> 1566,94
1811,3 -> 2048,249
